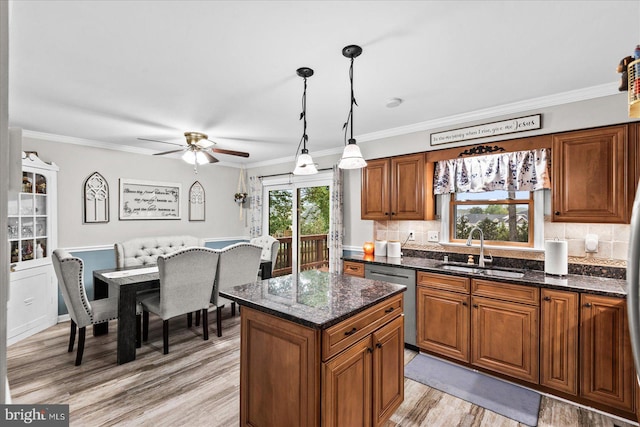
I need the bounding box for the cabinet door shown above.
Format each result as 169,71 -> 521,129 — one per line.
417,287 -> 470,362
552,125 -> 629,223
540,289 -> 578,395
361,158 -> 390,220
372,315 -> 404,426
323,336 -> 373,427
580,294 -> 634,412
471,296 -> 539,383
390,153 -> 424,220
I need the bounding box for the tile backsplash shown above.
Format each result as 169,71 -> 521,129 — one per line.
372,217 -> 629,268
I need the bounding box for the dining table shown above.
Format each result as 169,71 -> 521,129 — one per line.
93,260 -> 273,365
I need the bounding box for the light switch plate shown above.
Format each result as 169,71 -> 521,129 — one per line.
427,231 -> 439,242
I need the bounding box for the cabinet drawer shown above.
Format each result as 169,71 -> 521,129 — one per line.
417,271 -> 470,293
343,261 -> 365,277
471,279 -> 539,305
322,294 -> 403,361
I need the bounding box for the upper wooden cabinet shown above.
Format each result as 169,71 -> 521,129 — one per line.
361,153 -> 434,220
552,125 -> 630,223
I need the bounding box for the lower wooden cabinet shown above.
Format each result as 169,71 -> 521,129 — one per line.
540,289 -> 579,395
240,295 -> 404,427
416,286 -> 469,362
417,271 -> 636,418
580,294 -> 634,412
323,315 -> 404,427
471,294 -> 539,383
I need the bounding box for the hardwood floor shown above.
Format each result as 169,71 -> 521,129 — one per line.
7,310 -> 638,427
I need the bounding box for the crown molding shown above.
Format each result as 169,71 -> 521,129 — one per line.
357,82 -> 620,143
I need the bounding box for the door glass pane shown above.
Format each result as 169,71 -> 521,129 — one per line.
298,186 -> 329,272
35,218 -> 47,237
269,189 -> 293,276
35,194 -> 47,215
35,173 -> 47,194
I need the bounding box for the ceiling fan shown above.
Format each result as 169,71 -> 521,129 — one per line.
138,131 -> 250,166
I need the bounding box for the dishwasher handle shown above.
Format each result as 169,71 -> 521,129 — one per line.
367,270 -> 412,280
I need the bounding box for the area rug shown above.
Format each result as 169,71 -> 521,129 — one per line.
404,353 -> 541,426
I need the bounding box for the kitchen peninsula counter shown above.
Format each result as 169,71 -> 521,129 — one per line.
221,269 -> 406,427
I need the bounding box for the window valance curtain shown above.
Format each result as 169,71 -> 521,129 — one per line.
433,148 -> 550,194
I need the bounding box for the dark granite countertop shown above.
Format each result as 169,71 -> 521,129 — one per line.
343,254 -> 628,298
219,269 -> 407,329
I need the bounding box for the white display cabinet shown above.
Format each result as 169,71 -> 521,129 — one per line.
7,153 -> 58,345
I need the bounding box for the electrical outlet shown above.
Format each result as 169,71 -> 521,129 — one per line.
427,231 -> 439,242
408,230 -> 415,241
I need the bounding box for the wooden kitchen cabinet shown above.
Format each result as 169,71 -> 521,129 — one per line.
552,125 -> 630,223
540,289 -> 579,395
580,294 -> 634,412
322,302 -> 404,427
416,272 -> 470,362
343,260 -> 365,277
361,153 -> 432,220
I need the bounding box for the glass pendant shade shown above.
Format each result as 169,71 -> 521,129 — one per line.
338,140 -> 367,169
293,151 -> 318,175
182,150 -> 209,165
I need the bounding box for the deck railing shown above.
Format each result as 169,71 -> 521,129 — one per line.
273,234 -> 329,277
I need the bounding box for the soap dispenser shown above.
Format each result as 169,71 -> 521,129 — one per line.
467,255 -> 474,265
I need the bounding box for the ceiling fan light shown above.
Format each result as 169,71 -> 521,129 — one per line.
338,140 -> 367,169
293,152 -> 318,175
195,151 -> 209,165
182,150 -> 196,164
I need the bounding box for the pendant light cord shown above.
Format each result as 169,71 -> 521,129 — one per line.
294,75 -> 309,164
343,56 -> 358,145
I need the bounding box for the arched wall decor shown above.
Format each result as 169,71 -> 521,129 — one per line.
83,172 -> 109,223
189,181 -> 205,221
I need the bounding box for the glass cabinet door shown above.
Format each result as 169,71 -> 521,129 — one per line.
9,171 -> 49,264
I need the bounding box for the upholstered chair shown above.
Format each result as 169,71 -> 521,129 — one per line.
249,235 -> 279,277
138,247 -> 219,354
211,243 -> 262,336
53,249 -> 120,366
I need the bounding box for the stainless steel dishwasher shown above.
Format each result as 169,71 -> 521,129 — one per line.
364,264 -> 416,347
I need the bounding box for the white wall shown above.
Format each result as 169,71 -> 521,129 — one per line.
22,135 -> 247,248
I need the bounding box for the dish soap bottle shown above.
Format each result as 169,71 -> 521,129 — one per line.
467,255 -> 474,265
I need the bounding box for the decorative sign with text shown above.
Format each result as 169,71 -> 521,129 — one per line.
430,114 -> 541,146
119,179 -> 181,220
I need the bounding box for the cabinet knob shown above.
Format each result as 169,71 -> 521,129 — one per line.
384,307 -> 394,313
391,212 -> 396,216
344,327 -> 357,336
376,342 -> 382,349
473,304 -> 478,308
384,212 -> 389,216
366,347 -> 373,353
544,296 -> 551,301
462,301 -> 468,306
584,303 -> 592,308
554,211 -> 560,215
10,264 -> 16,273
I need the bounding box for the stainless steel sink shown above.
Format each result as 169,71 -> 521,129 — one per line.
439,263 -> 525,279
440,264 -> 483,274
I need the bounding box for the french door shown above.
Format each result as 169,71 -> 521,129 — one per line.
263,173 -> 331,276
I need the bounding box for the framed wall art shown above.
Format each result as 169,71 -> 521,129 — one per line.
83,171 -> 109,223
189,181 -> 205,221
119,178 -> 181,220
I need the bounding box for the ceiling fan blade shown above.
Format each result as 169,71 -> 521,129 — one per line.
212,147 -> 250,158
153,148 -> 186,156
202,151 -> 219,163
138,137 -> 183,147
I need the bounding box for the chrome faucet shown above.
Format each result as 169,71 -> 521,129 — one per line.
466,226 -> 492,267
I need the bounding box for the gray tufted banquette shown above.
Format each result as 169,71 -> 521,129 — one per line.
114,235 -> 205,268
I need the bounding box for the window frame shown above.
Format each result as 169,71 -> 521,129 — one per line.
443,191 -> 538,249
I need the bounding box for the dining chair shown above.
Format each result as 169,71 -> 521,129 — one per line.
53,249 -> 124,366
138,247 -> 219,354
211,242 -> 262,337
250,235 -> 279,277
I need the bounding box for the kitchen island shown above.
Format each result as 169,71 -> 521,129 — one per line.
220,269 -> 406,427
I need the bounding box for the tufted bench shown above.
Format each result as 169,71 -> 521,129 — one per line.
114,235 -> 205,268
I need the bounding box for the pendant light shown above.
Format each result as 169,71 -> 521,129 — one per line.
338,44 -> 367,170
293,67 -> 318,175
